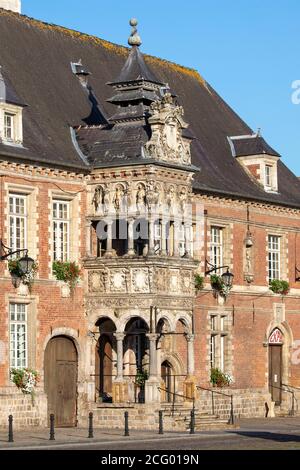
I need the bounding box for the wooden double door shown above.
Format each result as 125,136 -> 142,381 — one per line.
44,336 -> 78,427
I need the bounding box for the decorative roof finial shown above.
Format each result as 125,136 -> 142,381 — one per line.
128,18 -> 142,47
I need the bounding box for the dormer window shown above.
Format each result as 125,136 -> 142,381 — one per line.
0,66 -> 27,146
265,164 -> 272,187
0,106 -> 23,145
4,112 -> 15,141
228,133 -> 280,194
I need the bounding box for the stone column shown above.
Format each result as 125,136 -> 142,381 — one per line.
145,334 -> 160,403
148,218 -> 155,256
112,332 -> 127,403
184,223 -> 192,258
127,218 -> 135,256
173,221 -> 180,257
147,334 -> 158,379
161,221 -> 167,256
104,220 -> 113,256
183,333 -> 197,401
186,334 -> 195,376
114,332 -> 125,380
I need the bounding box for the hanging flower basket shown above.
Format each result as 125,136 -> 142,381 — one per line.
11,368 -> 39,405
8,259 -> 38,293
52,261 -> 81,292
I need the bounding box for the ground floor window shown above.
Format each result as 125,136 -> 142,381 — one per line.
209,314 -> 228,372
9,303 -> 27,369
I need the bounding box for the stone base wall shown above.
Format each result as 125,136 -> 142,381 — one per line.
196,388 -> 270,419
0,388 -> 47,430
79,404 -> 161,431
79,389 -> 271,430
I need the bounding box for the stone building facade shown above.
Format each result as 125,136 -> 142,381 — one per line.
0,6 -> 300,429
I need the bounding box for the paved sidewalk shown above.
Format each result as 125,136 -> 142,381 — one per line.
0,417 -> 300,450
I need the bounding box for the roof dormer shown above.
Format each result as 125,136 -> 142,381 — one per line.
0,66 -> 27,146
228,132 -> 280,193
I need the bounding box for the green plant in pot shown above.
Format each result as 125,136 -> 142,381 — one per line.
210,274 -> 232,298
52,261 -> 81,291
269,279 -> 290,295
194,274 -> 204,291
135,369 -> 148,386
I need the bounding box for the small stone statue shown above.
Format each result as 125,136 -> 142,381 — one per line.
113,185 -> 124,212
92,185 -> 104,213
136,183 -> 146,211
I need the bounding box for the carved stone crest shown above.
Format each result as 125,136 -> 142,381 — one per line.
132,268 -> 150,293
143,93 -> 192,166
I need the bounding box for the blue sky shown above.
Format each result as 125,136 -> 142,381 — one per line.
22,0 -> 300,175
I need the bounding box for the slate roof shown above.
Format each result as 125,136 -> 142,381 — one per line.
229,135 -> 280,158
0,9 -> 300,207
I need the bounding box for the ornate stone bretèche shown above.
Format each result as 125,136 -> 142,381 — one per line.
143,93 -> 192,166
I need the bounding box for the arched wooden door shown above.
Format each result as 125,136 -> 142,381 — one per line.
161,361 -> 173,403
96,335 -> 113,400
268,328 -> 283,405
44,336 -> 78,427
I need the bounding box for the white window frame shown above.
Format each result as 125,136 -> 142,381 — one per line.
9,193 -> 27,255
4,112 -> 15,141
53,200 -> 70,262
9,303 -> 28,369
268,235 -> 281,281
210,313 -> 228,372
265,164 -> 273,188
210,226 -> 223,267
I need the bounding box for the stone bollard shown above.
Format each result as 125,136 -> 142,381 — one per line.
49,414 -> 55,441
88,412 -> 94,438
124,411 -> 129,437
8,415 -> 14,443
158,410 -> 164,435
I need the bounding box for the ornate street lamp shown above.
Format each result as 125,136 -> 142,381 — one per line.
0,240 -> 35,275
221,269 -> 234,288
205,260 -> 234,287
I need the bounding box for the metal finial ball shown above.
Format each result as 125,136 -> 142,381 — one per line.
130,18 -> 138,27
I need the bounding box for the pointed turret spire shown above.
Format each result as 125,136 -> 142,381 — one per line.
106,18 -> 167,123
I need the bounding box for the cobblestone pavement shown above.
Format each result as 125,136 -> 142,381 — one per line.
0,418 -> 300,450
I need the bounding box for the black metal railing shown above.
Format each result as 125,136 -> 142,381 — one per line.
271,384 -> 296,416
157,386 -> 195,417
196,385 -> 234,424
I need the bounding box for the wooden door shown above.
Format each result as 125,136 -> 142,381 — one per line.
100,335 -> 113,398
95,335 -> 113,400
44,336 -> 78,427
269,345 -> 282,405
161,361 -> 172,403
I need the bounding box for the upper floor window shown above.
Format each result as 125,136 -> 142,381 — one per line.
268,235 -> 280,280
210,227 -> 223,267
53,200 -> 70,261
265,165 -> 272,188
4,112 -> 15,141
10,303 -> 27,369
9,194 -> 27,254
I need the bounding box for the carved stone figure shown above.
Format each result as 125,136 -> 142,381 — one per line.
146,180 -> 160,210
166,185 -> 176,208
136,183 -> 146,212
92,185 -> 104,213
113,185 -> 125,212
179,187 -> 188,212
